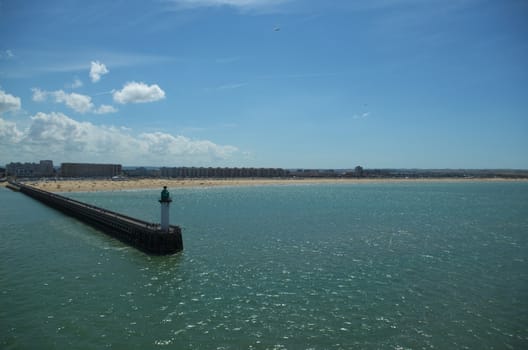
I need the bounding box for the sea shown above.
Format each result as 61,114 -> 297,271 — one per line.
1,182 -> 527,350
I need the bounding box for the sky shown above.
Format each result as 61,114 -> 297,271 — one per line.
0,0 -> 527,169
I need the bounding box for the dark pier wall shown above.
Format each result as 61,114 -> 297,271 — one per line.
12,182 -> 183,255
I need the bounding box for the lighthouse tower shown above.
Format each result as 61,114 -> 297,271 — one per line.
159,186 -> 172,232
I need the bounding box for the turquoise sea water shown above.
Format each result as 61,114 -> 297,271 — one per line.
1,182 -> 527,349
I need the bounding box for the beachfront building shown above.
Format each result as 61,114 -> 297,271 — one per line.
60,163 -> 122,178
123,167 -> 161,178
160,167 -> 287,178
6,160 -> 54,178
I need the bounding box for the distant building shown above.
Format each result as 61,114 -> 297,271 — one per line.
6,160 -> 54,178
160,166 -> 287,178
123,167 -> 161,178
354,165 -> 364,177
288,169 -> 339,178
60,163 -> 122,178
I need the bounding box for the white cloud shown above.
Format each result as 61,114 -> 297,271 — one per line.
217,82 -> 247,90
139,132 -> 238,159
26,112 -> 91,147
113,82 -> 166,104
0,117 -> 23,143
53,90 -> 94,113
70,78 -> 83,89
94,105 -> 118,114
1,112 -> 238,165
0,89 -> 21,114
4,52 -> 173,79
352,112 -> 370,119
89,60 -> 109,83
172,0 -> 288,10
31,88 -> 47,102
31,88 -> 117,115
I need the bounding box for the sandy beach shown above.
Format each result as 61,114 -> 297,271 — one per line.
6,177 -> 526,193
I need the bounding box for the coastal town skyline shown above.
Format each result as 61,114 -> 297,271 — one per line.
4,159 -> 528,181
1,0 -> 527,169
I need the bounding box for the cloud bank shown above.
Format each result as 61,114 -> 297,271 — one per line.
0,89 -> 22,114
0,113 -> 238,165
113,82 -> 166,104
0,118 -> 23,143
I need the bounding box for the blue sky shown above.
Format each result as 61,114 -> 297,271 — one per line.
1,0 -> 527,169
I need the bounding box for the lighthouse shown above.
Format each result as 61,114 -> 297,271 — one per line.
159,186 -> 172,232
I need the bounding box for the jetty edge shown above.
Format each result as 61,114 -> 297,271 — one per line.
8,181 -> 183,255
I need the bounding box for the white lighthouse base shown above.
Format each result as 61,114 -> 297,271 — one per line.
161,202 -> 170,232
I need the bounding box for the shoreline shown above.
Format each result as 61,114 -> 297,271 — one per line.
5,177 -> 528,193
